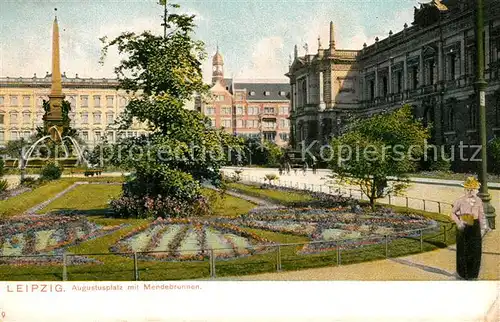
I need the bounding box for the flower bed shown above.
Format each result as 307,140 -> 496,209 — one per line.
0,215 -> 125,265
110,218 -> 273,261
242,183 -> 354,208
236,206 -> 439,254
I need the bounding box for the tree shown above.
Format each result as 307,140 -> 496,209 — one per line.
238,137 -> 283,166
328,105 -> 430,209
488,137 -> 500,175
3,138 -> 29,159
100,2 -> 242,218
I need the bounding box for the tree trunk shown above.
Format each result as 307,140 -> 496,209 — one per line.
370,179 -> 376,210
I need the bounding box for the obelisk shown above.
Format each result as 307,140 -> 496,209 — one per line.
44,8 -> 65,142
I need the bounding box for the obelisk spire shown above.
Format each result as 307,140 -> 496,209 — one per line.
51,8 -> 62,96
329,21 -> 336,56
45,7 -> 65,139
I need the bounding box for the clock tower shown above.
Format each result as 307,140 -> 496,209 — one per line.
212,46 -> 224,85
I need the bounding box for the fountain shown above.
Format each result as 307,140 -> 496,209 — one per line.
16,10 -> 89,178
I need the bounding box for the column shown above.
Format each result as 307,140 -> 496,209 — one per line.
362,72 -> 367,101
403,54 -> 408,92
388,62 -> 393,95
419,48 -> 424,88
438,41 -> 444,83
306,75 -> 310,104
291,84 -> 296,110
319,71 -> 325,110
375,66 -> 379,98
460,37 -> 466,85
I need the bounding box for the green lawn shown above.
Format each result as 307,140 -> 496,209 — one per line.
203,188 -> 256,218
227,182 -> 313,205
0,179 -> 77,217
37,184 -> 122,214
0,177 -> 125,217
0,181 -> 456,281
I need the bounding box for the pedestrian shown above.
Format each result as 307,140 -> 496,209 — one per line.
450,177 -> 490,280
278,165 -> 283,176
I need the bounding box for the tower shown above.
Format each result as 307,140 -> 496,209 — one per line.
212,45 -> 224,85
44,8 -> 65,141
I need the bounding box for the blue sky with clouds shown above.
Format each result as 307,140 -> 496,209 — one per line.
0,0 -> 421,82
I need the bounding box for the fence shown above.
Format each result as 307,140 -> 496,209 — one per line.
0,224 -> 455,281
239,175 -> 454,215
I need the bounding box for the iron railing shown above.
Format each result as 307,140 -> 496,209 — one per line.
0,224 -> 454,281
240,175 -> 453,215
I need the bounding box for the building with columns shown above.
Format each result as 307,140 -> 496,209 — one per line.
286,21 -> 359,147
196,47 -> 291,145
287,0 -> 500,169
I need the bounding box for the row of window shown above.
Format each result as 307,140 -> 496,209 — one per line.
236,132 -> 290,142
0,130 -> 144,144
365,44 -> 500,99
0,112 -> 117,125
444,101 -> 500,132
205,106 -> 289,116
213,90 -> 289,102
0,95 -> 129,108
212,119 -> 290,129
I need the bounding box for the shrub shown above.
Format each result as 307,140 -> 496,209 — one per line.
40,162 -> 63,181
109,194 -> 211,219
0,179 -> 8,193
488,138 -> 500,175
264,173 -> 279,184
20,176 -> 39,188
0,158 -> 4,177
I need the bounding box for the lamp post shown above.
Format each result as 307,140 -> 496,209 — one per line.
475,0 -> 496,229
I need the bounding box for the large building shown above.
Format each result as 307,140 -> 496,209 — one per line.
287,0 -> 500,168
196,48 -> 291,145
0,75 -> 147,147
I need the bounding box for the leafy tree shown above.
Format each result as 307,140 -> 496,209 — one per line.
238,137 -> 283,166
3,138 -> 29,159
488,137 -> 500,175
328,105 -> 430,209
100,3 -> 242,218
419,145 -> 452,172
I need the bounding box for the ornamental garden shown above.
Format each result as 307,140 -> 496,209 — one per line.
0,174 -> 455,281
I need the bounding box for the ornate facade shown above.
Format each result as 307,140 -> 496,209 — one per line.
196,48 -> 291,146
287,0 -> 500,169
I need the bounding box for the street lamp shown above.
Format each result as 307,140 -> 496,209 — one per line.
475,0 -> 496,229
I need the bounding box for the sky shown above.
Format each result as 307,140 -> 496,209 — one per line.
0,0 -> 422,83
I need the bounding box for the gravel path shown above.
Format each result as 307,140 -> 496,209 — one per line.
203,183 -> 279,208
22,182 -> 89,215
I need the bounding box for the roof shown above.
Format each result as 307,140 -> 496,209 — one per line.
233,82 -> 290,101
212,48 -> 224,65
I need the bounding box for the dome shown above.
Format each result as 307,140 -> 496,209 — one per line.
212,47 -> 223,65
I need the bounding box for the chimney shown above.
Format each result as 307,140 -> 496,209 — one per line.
294,44 -> 298,59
